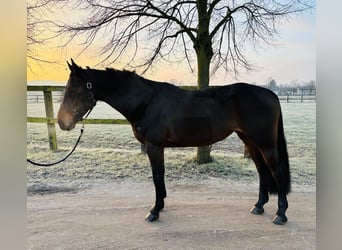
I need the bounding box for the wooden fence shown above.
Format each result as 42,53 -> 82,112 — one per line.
27,85 -> 315,150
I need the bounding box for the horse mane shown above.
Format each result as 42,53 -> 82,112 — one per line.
83,64 -> 165,89
105,67 -> 136,76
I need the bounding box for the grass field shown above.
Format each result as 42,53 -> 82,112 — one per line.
27,101 -> 316,191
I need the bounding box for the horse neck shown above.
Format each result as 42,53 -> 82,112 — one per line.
94,70 -> 154,122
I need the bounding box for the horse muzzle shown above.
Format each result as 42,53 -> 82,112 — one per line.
57,107 -> 77,131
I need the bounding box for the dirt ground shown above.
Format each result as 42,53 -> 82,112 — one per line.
27,179 -> 315,250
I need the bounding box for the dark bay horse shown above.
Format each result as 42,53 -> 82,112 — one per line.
57,59 -> 291,225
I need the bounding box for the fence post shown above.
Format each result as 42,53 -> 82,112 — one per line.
43,90 -> 58,150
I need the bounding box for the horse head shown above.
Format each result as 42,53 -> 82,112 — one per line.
57,59 -> 96,131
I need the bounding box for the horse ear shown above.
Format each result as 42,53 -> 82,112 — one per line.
67,58 -> 81,73
71,58 -> 77,67
67,61 -> 72,71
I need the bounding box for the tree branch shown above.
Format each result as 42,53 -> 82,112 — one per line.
29,0 -> 314,76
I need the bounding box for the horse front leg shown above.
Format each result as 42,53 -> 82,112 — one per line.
145,142 -> 166,222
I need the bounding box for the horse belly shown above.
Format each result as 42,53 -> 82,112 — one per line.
166,117 -> 230,147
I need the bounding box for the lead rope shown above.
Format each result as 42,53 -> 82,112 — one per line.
27,108 -> 93,167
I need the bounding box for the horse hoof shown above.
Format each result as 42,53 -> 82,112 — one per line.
250,206 -> 264,215
145,212 -> 159,222
272,215 -> 287,225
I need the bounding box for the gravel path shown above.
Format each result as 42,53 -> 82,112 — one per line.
27,179 -> 315,250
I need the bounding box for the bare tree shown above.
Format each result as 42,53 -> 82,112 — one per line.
31,0 -> 313,163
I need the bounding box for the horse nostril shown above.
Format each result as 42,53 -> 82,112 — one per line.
57,117 -> 71,131
57,119 -> 67,130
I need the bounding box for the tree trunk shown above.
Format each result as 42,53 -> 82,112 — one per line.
196,48 -> 212,164
196,64 -> 212,163
195,2 -> 213,164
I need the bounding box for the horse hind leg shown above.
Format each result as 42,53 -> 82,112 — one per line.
260,148 -> 289,225
249,149 -> 273,215
247,148 -> 272,215
236,133 -> 271,216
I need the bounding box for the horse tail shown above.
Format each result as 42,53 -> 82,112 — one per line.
277,109 -> 291,194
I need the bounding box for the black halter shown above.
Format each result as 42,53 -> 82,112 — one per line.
85,81 -> 97,107
61,81 -> 97,121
